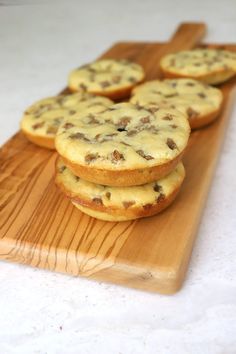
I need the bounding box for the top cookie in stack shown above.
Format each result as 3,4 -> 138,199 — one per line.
55,102 -> 190,186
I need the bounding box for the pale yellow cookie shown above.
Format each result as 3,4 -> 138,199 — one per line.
68,59 -> 145,99
55,102 -> 190,186
21,92 -> 113,149
131,79 -> 223,129
55,158 -> 185,221
160,49 -> 236,85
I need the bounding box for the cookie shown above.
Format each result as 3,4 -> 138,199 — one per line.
160,49 -> 236,85
21,92 -> 113,149
55,158 -> 185,221
68,59 -> 145,100
131,79 -> 223,129
55,102 -> 190,186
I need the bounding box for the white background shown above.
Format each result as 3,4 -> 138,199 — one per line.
0,1 -> 236,353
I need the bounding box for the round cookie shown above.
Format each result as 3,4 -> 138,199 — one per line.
68,59 -> 145,100
55,158 -> 185,221
55,102 -> 190,186
21,92 -> 113,149
131,79 -> 223,129
160,49 -> 236,85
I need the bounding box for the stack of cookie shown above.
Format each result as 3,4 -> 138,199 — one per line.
48,58 -> 190,221
20,49 -> 236,221
54,100 -> 190,221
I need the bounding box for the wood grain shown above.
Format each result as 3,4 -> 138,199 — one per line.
0,23 -> 235,294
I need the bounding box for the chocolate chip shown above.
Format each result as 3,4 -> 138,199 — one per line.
111,150 -> 124,162
143,203 -> 152,210
146,106 -> 159,114
162,114 -> 173,121
88,114 -> 99,124
187,107 -> 199,119
112,75 -> 121,84
140,116 -> 150,124
85,153 -> 99,163
63,122 -> 75,129
92,197 -> 103,205
56,97 -> 65,105
32,122 -> 44,129
135,103 -> 144,110
127,129 -> 137,137
79,83 -> 87,90
156,193 -> 165,202
118,116 -> 131,128
186,82 -> 195,87
128,77 -> 136,83
46,125 -> 58,134
171,82 -> 177,88
165,93 -> 178,98
59,165 -> 66,173
69,132 -> 89,141
166,138 -> 177,150
105,192 -> 111,200
123,201 -> 135,209
136,150 -> 154,160
100,81 -> 110,88
153,184 -> 163,193
198,92 -> 206,98
87,66 -> 96,73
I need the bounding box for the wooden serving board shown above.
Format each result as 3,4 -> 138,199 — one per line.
0,23 -> 235,294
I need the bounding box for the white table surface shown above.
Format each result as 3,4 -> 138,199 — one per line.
0,1 -> 236,353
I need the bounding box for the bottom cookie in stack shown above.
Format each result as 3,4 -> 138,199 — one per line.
55,158 -> 185,222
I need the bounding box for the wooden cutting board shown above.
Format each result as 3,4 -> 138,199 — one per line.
0,23 -> 235,294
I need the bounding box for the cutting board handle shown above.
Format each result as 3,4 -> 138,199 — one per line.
169,22 -> 207,50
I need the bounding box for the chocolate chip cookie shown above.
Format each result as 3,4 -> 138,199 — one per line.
131,79 -> 223,129
68,59 -> 145,100
160,49 -> 236,85
56,158 -> 185,221
21,92 -> 113,149
55,102 -> 190,186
